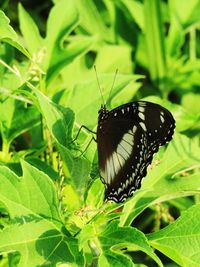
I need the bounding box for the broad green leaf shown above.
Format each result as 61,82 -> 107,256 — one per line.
58,144 -> 91,202
67,73 -> 142,129
94,44 -> 133,73
61,44 -> 134,93
117,0 -> 144,30
0,160 -> 61,220
18,3 -> 43,54
171,103 -> 199,132
0,98 -> 40,146
120,133 -> 200,226
166,9 -> 184,57
167,0 -> 200,57
34,89 -> 74,147
86,178 -> 104,208
148,204 -> 200,267
0,220 -> 83,267
34,88 -> 91,200
0,42 -> 13,78
1,67 -> 22,90
75,0 -> 113,41
98,250 -> 134,267
182,93 -> 200,116
169,0 -> 200,27
0,160 -> 84,266
98,221 -> 163,267
46,34 -> 95,85
166,58 -> 200,89
26,157 -> 59,182
45,0 -> 94,84
0,10 -> 30,58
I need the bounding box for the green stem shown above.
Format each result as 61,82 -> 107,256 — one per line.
2,142 -> 10,162
144,0 -> 166,83
189,27 -> 196,62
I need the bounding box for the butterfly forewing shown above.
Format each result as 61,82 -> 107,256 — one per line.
97,101 -> 175,202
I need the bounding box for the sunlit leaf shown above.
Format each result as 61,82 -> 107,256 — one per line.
148,204 -> 200,267
0,10 -> 30,57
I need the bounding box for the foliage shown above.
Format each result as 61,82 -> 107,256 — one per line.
0,0 -> 200,266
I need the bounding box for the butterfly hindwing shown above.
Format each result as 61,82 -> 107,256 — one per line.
97,101 -> 175,202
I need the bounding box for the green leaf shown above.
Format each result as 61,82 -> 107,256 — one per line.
68,73 -> 142,129
58,144 -> 91,202
182,93 -> 200,117
98,221 -> 163,267
144,0 -> 166,82
117,0 -> 144,31
167,0 -> 200,57
86,178 -> 104,208
0,98 -> 40,146
148,204 -> 200,267
0,161 -> 84,266
98,250 -> 134,267
0,220 -> 83,266
34,88 -> 74,147
0,10 -> 30,58
75,0 -> 112,41
0,160 -> 61,220
94,44 -> 133,73
120,133 -> 200,226
26,157 -> 59,182
18,3 -> 43,54
61,44 -> 134,93
45,0 -> 94,84
34,88 -> 91,201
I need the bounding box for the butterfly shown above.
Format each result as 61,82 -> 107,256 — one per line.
96,101 -> 176,203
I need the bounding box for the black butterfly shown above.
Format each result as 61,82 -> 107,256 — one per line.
96,101 -> 175,203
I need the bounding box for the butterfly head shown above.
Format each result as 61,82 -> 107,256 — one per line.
98,104 -> 109,121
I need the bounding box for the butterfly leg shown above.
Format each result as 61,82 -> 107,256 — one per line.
72,125 -> 96,143
75,136 -> 96,158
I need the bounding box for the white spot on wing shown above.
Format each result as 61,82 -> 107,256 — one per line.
138,112 -> 145,120
139,122 -> 147,131
118,187 -> 122,194
160,115 -> 165,123
133,125 -> 137,133
128,129 -> 133,135
138,102 -> 146,107
138,106 -> 145,112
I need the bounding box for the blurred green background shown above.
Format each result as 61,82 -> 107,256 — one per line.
0,0 -> 200,266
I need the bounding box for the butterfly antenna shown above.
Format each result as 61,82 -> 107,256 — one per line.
94,65 -> 105,106
106,69 -> 118,106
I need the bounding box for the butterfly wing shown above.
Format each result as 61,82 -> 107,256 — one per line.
97,101 -> 175,203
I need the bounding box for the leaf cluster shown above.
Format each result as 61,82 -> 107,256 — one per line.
0,1 -> 200,266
